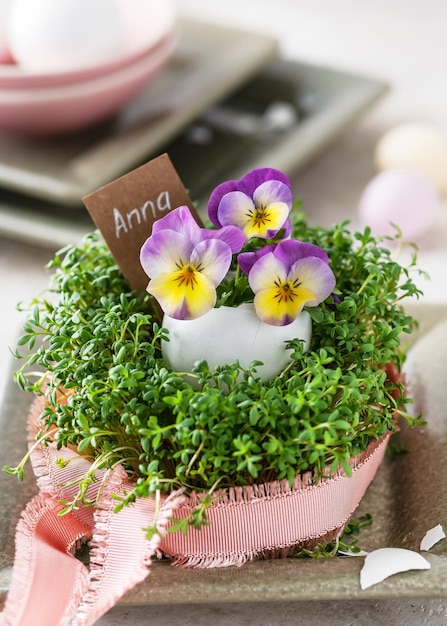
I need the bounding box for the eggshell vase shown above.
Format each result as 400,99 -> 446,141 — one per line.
161,303 -> 312,381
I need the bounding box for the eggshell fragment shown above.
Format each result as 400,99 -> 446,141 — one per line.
420,524 -> 446,551
375,122 -> 447,196
360,547 -> 430,590
358,168 -> 439,240
162,304 -> 312,381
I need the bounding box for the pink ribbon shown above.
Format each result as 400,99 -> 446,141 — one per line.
3,398 -> 182,626
3,397 -> 390,625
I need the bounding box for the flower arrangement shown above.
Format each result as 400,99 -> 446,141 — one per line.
140,168 -> 335,326
10,167 -> 423,545
138,168 -> 337,381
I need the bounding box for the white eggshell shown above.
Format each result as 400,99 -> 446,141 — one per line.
375,123 -> 447,196
0,0 -> 14,61
162,303 -> 312,381
358,168 -> 439,240
360,547 -> 430,590
420,524 -> 446,552
7,0 -> 126,71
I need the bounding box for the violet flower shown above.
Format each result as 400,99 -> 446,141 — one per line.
207,168 -> 293,240
244,240 -> 336,326
140,206 -> 245,320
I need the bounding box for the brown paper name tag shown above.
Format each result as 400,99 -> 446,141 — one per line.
82,153 -> 202,292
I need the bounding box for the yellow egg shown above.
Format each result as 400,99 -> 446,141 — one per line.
375,122 -> 447,196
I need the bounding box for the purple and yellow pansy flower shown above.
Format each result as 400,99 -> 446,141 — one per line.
239,240 -> 336,326
207,168 -> 293,240
140,206 -> 244,320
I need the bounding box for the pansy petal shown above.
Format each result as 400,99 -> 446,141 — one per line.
208,180 -> 240,227
151,205 -> 202,243
140,229 -> 192,279
201,224 -> 245,254
190,238 -> 233,287
217,191 -> 255,230
238,245 -> 275,275
238,168 -> 291,196
148,271 -> 216,320
288,257 -> 336,305
273,239 -> 329,268
254,286 -> 315,326
279,217 -> 291,239
252,180 -> 293,210
248,252 -> 287,293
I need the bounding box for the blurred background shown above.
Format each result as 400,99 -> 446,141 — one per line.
1,1 -> 447,623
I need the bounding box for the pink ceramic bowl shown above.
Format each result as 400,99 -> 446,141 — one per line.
0,0 -> 176,89
0,29 -> 177,136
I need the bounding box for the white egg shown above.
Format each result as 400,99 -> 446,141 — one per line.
162,303 -> 312,382
0,0 -> 14,62
375,122 -> 447,196
7,0 -> 126,71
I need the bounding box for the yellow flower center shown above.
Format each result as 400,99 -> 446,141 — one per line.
173,262 -> 202,290
273,278 -> 300,303
251,207 -> 272,230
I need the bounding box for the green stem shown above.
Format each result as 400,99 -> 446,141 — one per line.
356,273 -> 373,296
3,432 -> 52,480
185,439 -> 205,477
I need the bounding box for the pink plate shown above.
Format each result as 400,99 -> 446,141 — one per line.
0,29 -> 177,136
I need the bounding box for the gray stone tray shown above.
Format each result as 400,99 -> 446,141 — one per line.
1,302 -> 447,609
